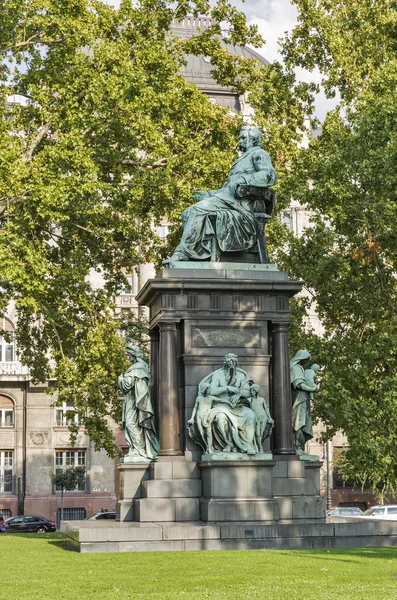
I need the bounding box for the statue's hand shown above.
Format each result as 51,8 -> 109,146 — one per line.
235,184 -> 249,198
229,394 -> 240,407
228,386 -> 240,394
192,190 -> 209,202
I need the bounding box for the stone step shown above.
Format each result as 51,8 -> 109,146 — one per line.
135,498 -> 200,522
62,518 -> 397,552
142,478 -> 202,498
275,495 -> 326,519
273,477 -> 317,497
150,461 -> 200,480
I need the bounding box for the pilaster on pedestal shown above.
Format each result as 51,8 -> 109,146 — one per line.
158,321 -> 183,457
271,322 -> 295,455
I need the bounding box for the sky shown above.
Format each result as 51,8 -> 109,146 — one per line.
232,0 -> 336,120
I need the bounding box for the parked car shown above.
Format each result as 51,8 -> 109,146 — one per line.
358,505 -> 397,521
5,515 -> 56,533
85,509 -> 116,521
327,507 -> 363,517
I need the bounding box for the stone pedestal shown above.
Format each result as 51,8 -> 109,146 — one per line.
131,265 -> 327,528
200,457 -> 279,521
136,266 -> 303,460
116,463 -> 150,522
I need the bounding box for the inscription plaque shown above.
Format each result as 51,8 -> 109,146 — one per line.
192,327 -> 261,348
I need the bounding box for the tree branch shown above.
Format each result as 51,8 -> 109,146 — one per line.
94,154 -> 179,170
22,122 -> 51,163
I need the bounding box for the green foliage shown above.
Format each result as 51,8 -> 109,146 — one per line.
0,0 -> 258,454
0,0 -> 312,456
278,0 -> 397,498
50,465 -> 85,491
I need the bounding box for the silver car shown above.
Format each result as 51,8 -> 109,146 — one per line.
359,505 -> 397,520
327,507 -> 363,517
85,509 -> 116,521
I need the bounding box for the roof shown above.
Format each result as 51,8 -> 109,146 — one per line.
171,16 -> 268,93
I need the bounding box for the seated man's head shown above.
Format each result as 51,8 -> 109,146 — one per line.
239,126 -> 262,152
223,353 -> 238,368
223,353 -> 238,383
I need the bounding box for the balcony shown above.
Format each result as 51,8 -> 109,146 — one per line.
0,362 -> 30,376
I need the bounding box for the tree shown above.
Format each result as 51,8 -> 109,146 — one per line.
276,0 -> 397,499
50,466 -> 86,525
0,0 -> 313,455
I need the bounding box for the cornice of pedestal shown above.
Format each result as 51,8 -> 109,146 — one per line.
136,272 -> 304,308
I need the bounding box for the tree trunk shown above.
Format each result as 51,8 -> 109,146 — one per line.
60,488 -> 64,528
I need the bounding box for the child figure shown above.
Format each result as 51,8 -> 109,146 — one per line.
187,383 -> 214,453
249,383 -> 274,451
304,364 -> 320,401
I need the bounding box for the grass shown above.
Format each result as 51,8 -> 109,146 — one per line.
1,533 -> 397,600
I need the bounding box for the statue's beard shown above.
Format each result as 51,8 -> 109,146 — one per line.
225,364 -> 237,386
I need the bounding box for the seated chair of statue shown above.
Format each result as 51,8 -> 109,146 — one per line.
209,185 -> 276,264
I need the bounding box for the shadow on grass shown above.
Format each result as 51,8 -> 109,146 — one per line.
47,538 -> 76,552
5,531 -> 77,551
4,532 -> 62,539
277,547 -> 397,563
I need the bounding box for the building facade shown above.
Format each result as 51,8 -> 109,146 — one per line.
0,309 -> 116,522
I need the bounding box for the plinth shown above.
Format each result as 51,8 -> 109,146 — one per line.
136,263 -> 303,459
200,455 -> 279,521
116,463 -> 151,522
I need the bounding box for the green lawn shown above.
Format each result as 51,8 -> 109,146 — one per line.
1,533 -> 397,600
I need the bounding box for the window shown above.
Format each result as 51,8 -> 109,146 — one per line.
0,396 -> 14,427
387,507 -> 397,515
372,508 -> 385,515
9,517 -> 23,524
56,507 -> 86,527
55,450 -> 86,492
0,509 -> 12,519
0,451 -> 13,493
55,402 -> 79,427
0,318 -> 15,363
339,501 -> 367,512
280,209 -> 293,231
159,226 -> 169,239
95,512 -> 115,520
119,274 -> 134,295
333,447 -> 370,489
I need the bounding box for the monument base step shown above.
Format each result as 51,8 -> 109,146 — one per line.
60,518 -> 397,553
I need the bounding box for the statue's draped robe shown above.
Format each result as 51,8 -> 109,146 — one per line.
175,147 -> 278,260
119,358 -> 159,460
290,352 -> 316,448
188,367 -> 273,453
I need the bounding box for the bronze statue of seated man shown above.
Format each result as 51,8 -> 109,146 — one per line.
163,126 -> 277,264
